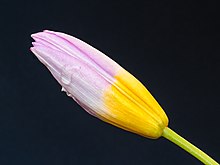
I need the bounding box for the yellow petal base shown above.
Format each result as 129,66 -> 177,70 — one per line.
103,69 -> 168,139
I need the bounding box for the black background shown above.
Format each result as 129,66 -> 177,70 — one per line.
0,0 -> 219,164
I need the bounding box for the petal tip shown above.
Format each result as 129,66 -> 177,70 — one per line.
30,47 -> 34,52
43,29 -> 51,32
31,33 -> 39,40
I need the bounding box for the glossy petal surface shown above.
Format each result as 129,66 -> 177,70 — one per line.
31,30 -> 168,139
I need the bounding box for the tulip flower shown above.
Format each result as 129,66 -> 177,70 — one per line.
31,30 -> 218,165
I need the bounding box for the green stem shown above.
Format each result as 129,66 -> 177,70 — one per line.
162,127 -> 219,165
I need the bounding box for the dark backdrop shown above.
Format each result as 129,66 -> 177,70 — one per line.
0,0 -> 219,164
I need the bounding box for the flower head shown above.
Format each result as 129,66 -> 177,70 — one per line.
31,30 -> 168,139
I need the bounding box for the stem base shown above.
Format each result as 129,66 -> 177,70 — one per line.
162,127 -> 218,165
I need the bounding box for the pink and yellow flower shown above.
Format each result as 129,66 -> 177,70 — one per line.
31,30 -> 168,139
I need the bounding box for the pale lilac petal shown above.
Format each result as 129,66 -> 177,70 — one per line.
31,36 -> 60,51
44,30 -> 121,76
31,31 -> 121,86
31,45 -> 111,117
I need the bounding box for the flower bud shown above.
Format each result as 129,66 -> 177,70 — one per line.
31,30 -> 168,139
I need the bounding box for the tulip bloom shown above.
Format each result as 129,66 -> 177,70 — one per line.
31,30 -> 218,165
31,30 -> 168,139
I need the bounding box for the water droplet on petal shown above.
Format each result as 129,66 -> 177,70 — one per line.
66,92 -> 72,97
61,86 -> 72,97
60,65 -> 72,85
61,87 -> 66,92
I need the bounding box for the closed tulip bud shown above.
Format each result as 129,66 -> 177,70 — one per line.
31,30 -> 218,165
31,30 -> 168,139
